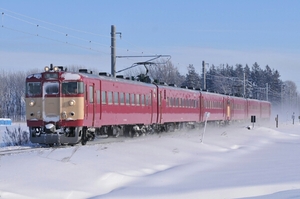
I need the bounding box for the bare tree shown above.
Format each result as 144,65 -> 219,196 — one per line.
149,59 -> 185,86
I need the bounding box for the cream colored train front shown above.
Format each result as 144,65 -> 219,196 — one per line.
26,65 -> 85,146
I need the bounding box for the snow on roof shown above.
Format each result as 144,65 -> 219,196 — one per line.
61,72 -> 81,80
27,73 -> 42,79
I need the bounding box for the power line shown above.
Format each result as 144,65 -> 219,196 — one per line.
1,8 -> 152,56
2,25 -> 106,53
0,7 -> 109,38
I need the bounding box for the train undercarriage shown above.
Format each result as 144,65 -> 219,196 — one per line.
29,121 -> 210,146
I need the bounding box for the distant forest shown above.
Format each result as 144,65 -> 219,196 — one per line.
1,61 -> 297,121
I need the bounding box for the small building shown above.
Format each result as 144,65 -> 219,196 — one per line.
0,118 -> 12,125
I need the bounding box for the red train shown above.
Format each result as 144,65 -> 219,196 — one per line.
25,65 -> 271,146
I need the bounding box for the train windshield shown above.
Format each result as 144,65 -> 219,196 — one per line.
26,82 -> 41,96
44,81 -> 59,95
62,82 -> 84,94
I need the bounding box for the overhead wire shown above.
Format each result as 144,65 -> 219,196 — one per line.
1,25 -> 104,53
0,7 -> 109,38
0,7 -> 152,56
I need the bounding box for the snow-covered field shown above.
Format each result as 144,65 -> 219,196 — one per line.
1,121 -> 300,199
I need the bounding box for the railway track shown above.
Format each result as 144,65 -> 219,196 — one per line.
0,146 -> 44,156
0,135 -> 130,156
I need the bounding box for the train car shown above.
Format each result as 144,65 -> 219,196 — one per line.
26,64 -> 272,146
26,66 -> 84,145
246,98 -> 262,120
96,73 -> 158,136
200,92 -> 228,124
157,84 -> 201,130
25,65 -> 158,146
229,96 -> 248,122
260,100 -> 271,121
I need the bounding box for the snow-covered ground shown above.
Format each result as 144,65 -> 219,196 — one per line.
1,121 -> 300,199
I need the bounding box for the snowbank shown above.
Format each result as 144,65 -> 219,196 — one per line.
1,122 -> 300,198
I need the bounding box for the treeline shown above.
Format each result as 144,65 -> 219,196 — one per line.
1,62 -> 297,121
128,60 -> 297,114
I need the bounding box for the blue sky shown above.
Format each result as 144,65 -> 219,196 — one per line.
1,0 -> 300,88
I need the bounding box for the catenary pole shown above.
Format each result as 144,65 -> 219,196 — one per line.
111,25 -> 116,77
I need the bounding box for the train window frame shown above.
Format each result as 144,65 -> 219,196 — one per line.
89,86 -> 94,103
44,73 -> 58,79
101,91 -> 107,104
158,93 -> 161,107
131,94 -> 135,106
96,90 -> 100,104
114,92 -> 119,105
26,82 -> 41,96
125,93 -> 130,105
120,92 -> 124,105
44,81 -> 59,95
146,94 -> 149,106
141,94 -> 145,106
62,82 -> 84,95
136,94 -> 140,106
108,91 -> 113,104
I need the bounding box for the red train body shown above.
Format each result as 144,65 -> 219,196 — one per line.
25,66 -> 271,146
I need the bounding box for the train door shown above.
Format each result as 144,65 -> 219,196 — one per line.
151,87 -> 158,124
150,89 -> 154,124
42,81 -> 60,123
85,82 -> 95,126
226,97 -> 231,121
200,94 -> 204,122
94,80 -> 101,126
159,90 -> 163,123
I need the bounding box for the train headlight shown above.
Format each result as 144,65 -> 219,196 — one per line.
29,100 -> 35,106
69,100 -> 76,106
61,111 -> 67,119
37,111 -> 41,118
44,66 -> 50,72
54,66 -> 59,72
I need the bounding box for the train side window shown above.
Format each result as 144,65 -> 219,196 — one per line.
141,95 -> 145,106
26,82 -> 41,96
108,92 -> 113,104
146,94 -> 150,106
101,91 -> 107,104
125,93 -> 130,105
158,93 -> 161,106
114,92 -> 119,105
136,94 -> 140,106
120,92 -> 124,105
89,86 -> 94,103
131,94 -> 135,106
96,90 -> 100,104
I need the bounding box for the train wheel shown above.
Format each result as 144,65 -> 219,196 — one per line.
81,128 -> 87,145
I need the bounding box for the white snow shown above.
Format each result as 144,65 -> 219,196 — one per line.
27,74 -> 42,79
61,73 -> 81,80
1,121 -> 300,199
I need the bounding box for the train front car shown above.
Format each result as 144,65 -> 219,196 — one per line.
25,65 -> 84,146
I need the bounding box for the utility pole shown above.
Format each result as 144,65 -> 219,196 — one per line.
111,25 -> 121,77
243,72 -> 246,98
202,61 -> 206,91
266,83 -> 268,101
